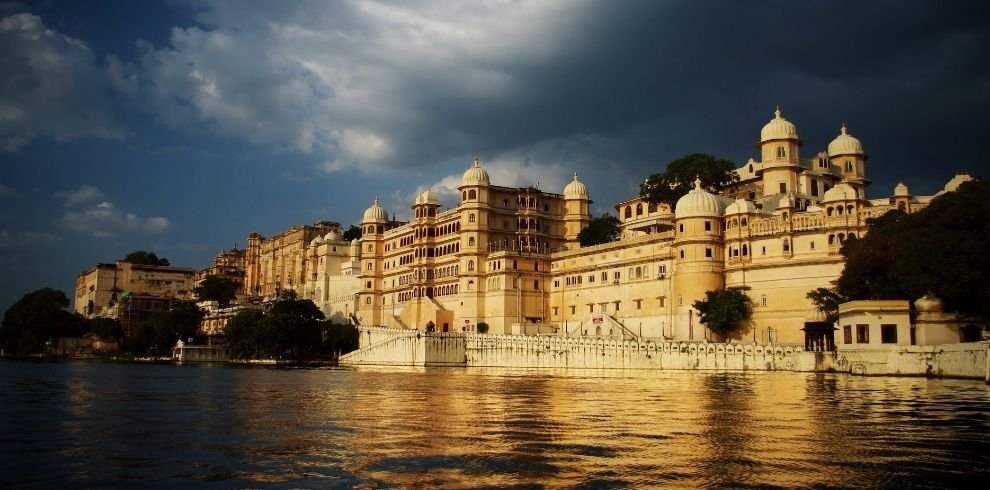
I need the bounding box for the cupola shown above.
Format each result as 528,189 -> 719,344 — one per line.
760,106 -> 799,143
675,177 -> 724,219
827,123 -> 864,157
461,156 -> 490,186
563,172 -> 589,198
362,197 -> 388,223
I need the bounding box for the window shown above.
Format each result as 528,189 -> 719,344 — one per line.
658,297 -> 665,308
569,305 -> 576,314
783,239 -> 790,252
365,281 -> 371,288
468,189 -> 477,199
636,203 -> 643,216
679,250 -> 685,259
704,221 -> 712,232
467,260 -> 475,271
881,324 -> 898,344
856,324 -> 869,343
533,280 -> 539,290
777,146 -> 785,158
635,299 -> 642,310
468,237 -> 475,246
761,295 -> 767,307
366,297 -> 372,305
625,206 -> 632,218
845,161 -> 852,172
779,182 -> 786,194
811,179 -> 819,197
843,325 -> 852,344
810,241 -> 815,250
705,248 -> 712,258
367,263 -> 373,271
468,213 -> 476,223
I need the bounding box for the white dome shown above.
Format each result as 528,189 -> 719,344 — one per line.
725,198 -> 757,215
915,294 -> 945,313
827,123 -> 864,157
822,182 -> 857,202
675,178 -> 724,219
324,231 -> 341,241
362,197 -> 388,223
760,106 -> 799,143
310,236 -> 324,246
893,182 -> 910,196
461,156 -> 490,186
416,189 -> 440,206
563,172 -> 589,198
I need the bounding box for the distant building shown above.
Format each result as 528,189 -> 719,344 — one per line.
196,246 -> 247,294
74,261 -> 197,336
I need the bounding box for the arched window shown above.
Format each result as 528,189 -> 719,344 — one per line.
468,237 -> 475,246
845,161 -> 852,172
625,206 -> 632,218
742,244 -> 748,256
777,146 -> 785,158
741,218 -> 748,227
468,213 -> 476,223
468,189 -> 477,200
462,191 -> 467,200
783,239 -> 790,252
635,267 -> 642,278
636,203 -> 643,216
467,260 -> 474,271
828,234 -> 835,245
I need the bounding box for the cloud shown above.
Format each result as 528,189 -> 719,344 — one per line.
0,184 -> 15,197
56,186 -> 173,237
55,184 -> 105,207
0,229 -> 58,249
0,13 -> 125,151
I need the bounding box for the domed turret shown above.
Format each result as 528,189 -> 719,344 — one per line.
324,230 -> 341,242
416,189 -> 440,206
827,123 -> 864,157
822,182 -> 857,202
760,106 -> 799,143
893,182 -> 910,197
675,178 -> 724,219
310,236 -> 324,247
725,198 -> 757,215
914,294 -> 945,313
461,156 -> 490,186
563,172 -> 589,198
362,197 -> 388,223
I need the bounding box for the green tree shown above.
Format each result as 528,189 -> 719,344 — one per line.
322,321 -> 359,358
86,317 -> 124,341
342,225 -> 362,241
806,287 -> 846,325
122,250 -> 170,266
0,288 -> 85,356
125,302 -> 203,356
640,153 -> 738,206
693,289 -> 752,342
577,213 -> 621,246
224,309 -> 265,359
194,275 -> 239,307
836,180 -> 990,317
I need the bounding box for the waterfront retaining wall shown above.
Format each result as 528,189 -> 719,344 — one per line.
340,328 -> 988,380
833,342 -> 988,378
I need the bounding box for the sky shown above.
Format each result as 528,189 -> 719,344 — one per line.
1,0 -> 988,314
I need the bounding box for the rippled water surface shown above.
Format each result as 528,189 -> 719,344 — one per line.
2,361 -> 989,488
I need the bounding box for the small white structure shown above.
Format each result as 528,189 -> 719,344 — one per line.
837,300 -> 912,350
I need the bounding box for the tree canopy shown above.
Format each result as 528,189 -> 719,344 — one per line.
222,293 -> 350,362
125,302 -> 203,356
693,289 -> 752,342
806,287 -> 845,325
122,250 -> 170,266
578,213 -> 621,247
0,288 -> 85,356
194,275 -> 239,307
640,153 -> 738,206
342,225 -> 362,241
836,179 -> 990,317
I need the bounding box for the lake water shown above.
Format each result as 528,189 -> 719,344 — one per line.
2,361 -> 989,488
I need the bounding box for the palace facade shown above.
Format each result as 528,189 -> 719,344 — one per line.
341,107 -> 971,346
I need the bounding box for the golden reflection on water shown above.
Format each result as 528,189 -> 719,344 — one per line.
3,362 -> 990,488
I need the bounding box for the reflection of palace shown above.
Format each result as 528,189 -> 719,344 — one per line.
250,108 -> 973,346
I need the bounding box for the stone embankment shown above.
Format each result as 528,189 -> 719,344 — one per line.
341,326 -> 990,381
